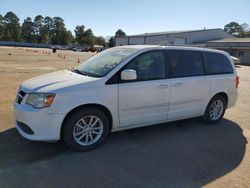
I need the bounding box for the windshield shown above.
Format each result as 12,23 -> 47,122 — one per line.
73,48 -> 136,77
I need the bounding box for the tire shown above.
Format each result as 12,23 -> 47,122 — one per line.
63,108 -> 110,151
202,95 -> 226,124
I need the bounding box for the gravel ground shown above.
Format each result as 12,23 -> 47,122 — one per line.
0,47 -> 249,188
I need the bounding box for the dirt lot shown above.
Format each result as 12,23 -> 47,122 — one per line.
0,46 -> 94,131
0,46 -> 249,187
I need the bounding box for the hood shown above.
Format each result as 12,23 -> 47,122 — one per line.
21,70 -> 98,93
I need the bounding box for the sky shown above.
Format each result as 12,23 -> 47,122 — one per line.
0,0 -> 250,37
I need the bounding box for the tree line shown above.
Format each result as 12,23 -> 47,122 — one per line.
224,22 -> 250,37
0,11 -> 127,47
1,11 -> 249,48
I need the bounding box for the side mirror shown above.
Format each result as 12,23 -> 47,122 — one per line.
121,69 -> 137,81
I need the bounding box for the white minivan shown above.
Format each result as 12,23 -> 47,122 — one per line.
14,45 -> 239,151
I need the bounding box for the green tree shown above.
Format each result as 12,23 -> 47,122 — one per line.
34,15 -> 45,43
239,23 -> 250,37
21,17 -> 35,43
115,29 -> 126,37
107,29 -> 126,48
94,36 -> 106,47
66,30 -> 74,45
0,14 -> 3,40
241,23 -> 249,31
108,36 -> 115,47
224,22 -> 243,36
60,30 -> 73,45
2,11 -> 21,41
244,31 -> 250,37
74,26 -> 95,46
51,16 -> 67,45
74,25 -> 85,45
0,11 -> 111,46
44,16 -> 54,44
83,29 -> 94,45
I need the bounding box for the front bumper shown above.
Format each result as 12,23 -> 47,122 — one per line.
14,102 -> 65,141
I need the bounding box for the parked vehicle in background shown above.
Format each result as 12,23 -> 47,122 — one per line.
14,45 -> 238,151
94,45 -> 104,52
61,46 -> 68,50
85,45 -> 104,52
231,56 -> 241,64
72,47 -> 84,52
51,45 -> 63,50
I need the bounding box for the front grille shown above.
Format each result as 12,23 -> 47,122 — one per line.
19,90 -> 26,97
16,89 -> 26,104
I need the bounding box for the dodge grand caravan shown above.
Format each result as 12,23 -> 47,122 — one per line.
14,45 -> 238,151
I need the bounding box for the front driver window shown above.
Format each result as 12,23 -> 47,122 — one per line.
124,51 -> 166,81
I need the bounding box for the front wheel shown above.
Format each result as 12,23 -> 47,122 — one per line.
203,95 -> 226,124
63,108 -> 110,151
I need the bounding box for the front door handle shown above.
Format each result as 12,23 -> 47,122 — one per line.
172,83 -> 184,87
157,84 -> 169,89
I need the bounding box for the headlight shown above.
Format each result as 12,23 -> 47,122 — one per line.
26,93 -> 55,108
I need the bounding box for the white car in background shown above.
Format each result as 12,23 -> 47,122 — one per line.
72,47 -> 84,52
230,56 -> 240,64
14,45 -> 239,151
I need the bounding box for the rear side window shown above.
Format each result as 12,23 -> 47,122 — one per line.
167,50 -> 204,78
204,52 -> 233,74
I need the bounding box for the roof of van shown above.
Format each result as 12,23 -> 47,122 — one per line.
114,45 -> 227,54
116,28 -> 233,38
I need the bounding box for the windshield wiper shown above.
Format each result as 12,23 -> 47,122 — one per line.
72,68 -> 88,76
81,70 -> 102,78
71,68 -> 101,78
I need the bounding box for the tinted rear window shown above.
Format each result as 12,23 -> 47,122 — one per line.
204,52 -> 233,74
167,50 -> 204,78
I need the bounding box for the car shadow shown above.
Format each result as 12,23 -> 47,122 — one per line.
0,118 -> 247,187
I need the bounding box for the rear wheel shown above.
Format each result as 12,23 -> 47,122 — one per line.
203,95 -> 226,124
63,108 -> 110,151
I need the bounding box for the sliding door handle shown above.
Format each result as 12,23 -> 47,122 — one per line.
172,83 -> 184,87
157,84 -> 169,89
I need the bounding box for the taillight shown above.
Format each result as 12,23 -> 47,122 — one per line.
236,76 -> 240,88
